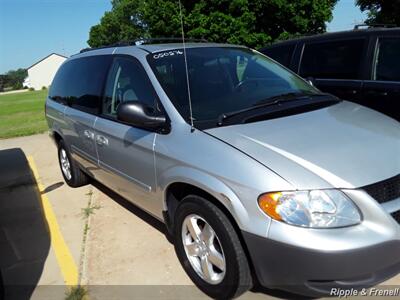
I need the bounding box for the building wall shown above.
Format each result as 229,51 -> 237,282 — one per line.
27,54 -> 66,90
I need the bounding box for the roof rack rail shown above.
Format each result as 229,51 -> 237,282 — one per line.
79,41 -> 132,53
79,37 -> 208,53
134,37 -> 208,45
354,24 -> 397,30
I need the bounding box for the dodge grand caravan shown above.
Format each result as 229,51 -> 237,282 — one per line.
46,41 -> 400,298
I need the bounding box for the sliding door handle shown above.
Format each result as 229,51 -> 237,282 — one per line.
83,130 -> 94,140
96,135 -> 109,146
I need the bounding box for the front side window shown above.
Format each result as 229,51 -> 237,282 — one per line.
102,57 -> 157,118
300,39 -> 365,79
148,47 -> 319,127
374,38 -> 400,81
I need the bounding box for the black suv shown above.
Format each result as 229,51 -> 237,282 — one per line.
260,26 -> 400,121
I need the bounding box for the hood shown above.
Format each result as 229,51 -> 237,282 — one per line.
206,101 -> 400,190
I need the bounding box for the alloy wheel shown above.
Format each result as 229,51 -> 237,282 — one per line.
181,214 -> 226,284
59,148 -> 72,180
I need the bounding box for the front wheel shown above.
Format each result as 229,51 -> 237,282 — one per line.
174,195 -> 252,299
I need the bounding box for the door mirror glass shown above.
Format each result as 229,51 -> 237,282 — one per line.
116,101 -> 166,130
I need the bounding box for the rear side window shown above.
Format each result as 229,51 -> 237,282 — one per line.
300,39 -> 365,79
374,38 -> 400,81
49,63 -> 69,105
49,55 -> 112,114
261,44 -> 295,68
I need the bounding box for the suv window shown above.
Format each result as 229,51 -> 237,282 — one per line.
262,44 -> 295,68
300,39 -> 365,79
374,38 -> 400,81
102,57 -> 157,118
49,55 -> 112,114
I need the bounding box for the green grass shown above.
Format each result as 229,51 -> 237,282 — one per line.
65,286 -> 88,300
81,205 -> 101,219
0,90 -> 48,139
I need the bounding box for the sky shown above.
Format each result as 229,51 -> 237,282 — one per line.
0,0 -> 111,73
327,0 -> 368,32
0,0 -> 367,74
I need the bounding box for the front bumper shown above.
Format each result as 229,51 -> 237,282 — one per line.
243,231 -> 400,297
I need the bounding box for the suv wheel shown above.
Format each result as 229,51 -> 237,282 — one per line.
57,140 -> 89,187
174,195 -> 252,299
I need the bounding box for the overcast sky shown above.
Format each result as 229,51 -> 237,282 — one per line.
0,0 -> 366,74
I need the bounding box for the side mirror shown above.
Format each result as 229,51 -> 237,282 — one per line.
116,101 -> 167,130
306,76 -> 315,86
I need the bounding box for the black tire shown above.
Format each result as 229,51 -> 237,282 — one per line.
174,195 -> 252,299
57,139 -> 89,187
0,270 -> 4,300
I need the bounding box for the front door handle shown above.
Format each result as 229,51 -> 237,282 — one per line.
366,90 -> 388,97
96,135 -> 109,146
343,89 -> 358,95
83,130 -> 94,140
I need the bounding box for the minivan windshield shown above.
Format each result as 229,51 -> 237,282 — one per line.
148,47 -> 324,128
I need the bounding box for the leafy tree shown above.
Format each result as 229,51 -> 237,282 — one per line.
88,0 -> 182,47
3,68 -> 27,90
0,75 -> 6,92
356,0 -> 400,25
88,0 -> 338,49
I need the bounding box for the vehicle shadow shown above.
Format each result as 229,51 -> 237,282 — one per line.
0,148 -> 51,300
91,180 -> 310,300
250,285 -> 314,300
91,181 -> 168,237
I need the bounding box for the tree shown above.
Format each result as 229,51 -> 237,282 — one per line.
0,75 -> 6,92
88,0 -> 182,47
88,0 -> 338,49
356,0 -> 400,25
3,69 -> 27,90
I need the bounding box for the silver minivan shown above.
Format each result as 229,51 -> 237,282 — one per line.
46,42 -> 400,298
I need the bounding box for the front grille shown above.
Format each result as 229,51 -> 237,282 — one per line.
362,174 -> 400,204
391,211 -> 400,224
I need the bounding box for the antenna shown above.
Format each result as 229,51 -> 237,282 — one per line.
178,0 -> 195,132
61,42 -> 66,56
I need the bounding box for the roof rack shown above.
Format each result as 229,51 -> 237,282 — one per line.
135,37 -> 208,45
79,37 -> 208,53
79,41 -> 131,53
354,24 -> 397,30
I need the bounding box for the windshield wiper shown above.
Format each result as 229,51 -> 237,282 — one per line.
253,92 -> 320,106
217,92 -> 334,126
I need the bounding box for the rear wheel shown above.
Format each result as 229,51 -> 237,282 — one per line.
174,195 -> 252,299
57,140 -> 89,187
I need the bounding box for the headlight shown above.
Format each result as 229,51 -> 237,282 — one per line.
258,190 -> 361,228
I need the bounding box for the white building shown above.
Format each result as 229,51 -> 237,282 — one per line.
26,53 -> 67,90
22,77 -> 31,89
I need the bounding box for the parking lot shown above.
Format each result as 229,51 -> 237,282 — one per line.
0,133 -> 399,300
